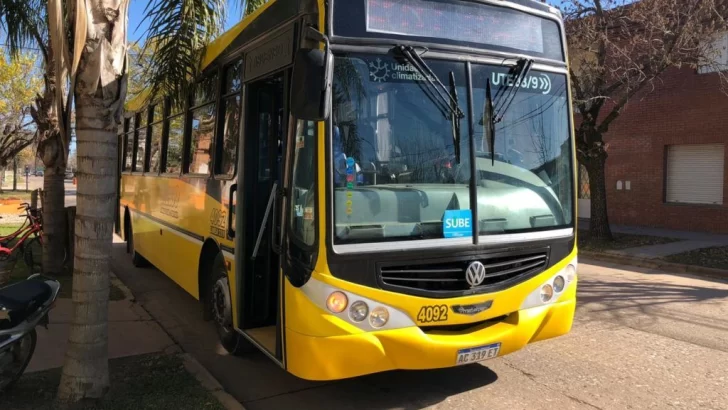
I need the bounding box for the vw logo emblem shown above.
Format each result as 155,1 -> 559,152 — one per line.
465,261 -> 487,288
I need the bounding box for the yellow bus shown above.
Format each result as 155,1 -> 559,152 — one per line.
120,0 -> 577,381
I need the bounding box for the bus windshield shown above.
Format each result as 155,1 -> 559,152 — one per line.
331,53 -> 573,245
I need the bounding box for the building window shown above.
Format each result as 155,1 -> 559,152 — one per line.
187,75 -> 217,175
216,60 -> 242,176
133,112 -> 147,172
666,144 -> 725,205
290,120 -> 317,246
698,32 -> 728,74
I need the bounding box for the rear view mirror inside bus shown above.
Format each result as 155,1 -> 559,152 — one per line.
291,48 -> 333,121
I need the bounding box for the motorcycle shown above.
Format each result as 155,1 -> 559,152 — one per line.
0,274 -> 60,392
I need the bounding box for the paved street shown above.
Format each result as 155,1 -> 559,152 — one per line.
110,240 -> 728,410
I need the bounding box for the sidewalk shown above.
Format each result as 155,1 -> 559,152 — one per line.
8,271 -> 243,410
27,291 -> 174,373
579,220 -> 728,259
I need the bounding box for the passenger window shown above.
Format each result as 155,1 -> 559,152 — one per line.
189,104 -> 216,174
187,75 -> 217,175
216,61 -> 242,176
149,124 -> 163,173
124,116 -> 134,171
133,112 -> 147,172
290,120 -> 316,246
166,113 -> 184,174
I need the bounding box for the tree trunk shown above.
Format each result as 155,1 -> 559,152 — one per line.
584,153 -> 613,241
56,0 -> 129,403
42,161 -> 66,274
12,158 -> 17,191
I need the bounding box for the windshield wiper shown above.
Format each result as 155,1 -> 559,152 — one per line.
494,58 -> 534,123
482,58 -> 534,165
395,45 -> 465,163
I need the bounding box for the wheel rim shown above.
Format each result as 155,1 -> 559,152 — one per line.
212,278 -> 232,335
0,333 -> 34,390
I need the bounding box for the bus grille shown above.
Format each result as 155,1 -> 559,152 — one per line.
379,251 -> 548,297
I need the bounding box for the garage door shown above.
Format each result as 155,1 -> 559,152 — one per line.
666,144 -> 725,205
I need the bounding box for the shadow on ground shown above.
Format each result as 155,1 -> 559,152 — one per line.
576,261 -> 728,333
111,241 -> 499,410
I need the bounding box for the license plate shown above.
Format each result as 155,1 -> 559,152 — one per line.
456,343 -> 501,365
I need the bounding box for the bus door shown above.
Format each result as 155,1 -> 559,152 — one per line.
240,72 -> 286,358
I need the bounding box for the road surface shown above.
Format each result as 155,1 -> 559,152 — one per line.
110,241 -> 728,410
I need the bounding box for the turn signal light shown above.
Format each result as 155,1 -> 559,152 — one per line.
326,291 -> 348,313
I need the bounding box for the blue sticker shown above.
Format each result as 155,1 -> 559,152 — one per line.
346,167 -> 354,175
346,157 -> 356,167
443,209 -> 472,238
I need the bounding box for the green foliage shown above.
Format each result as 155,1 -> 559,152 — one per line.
139,0 -> 227,106
0,0 -> 47,59
245,0 -> 267,16
138,0 -> 269,106
0,49 -> 42,168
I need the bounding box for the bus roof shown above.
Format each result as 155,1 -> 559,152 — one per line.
126,0 -> 557,112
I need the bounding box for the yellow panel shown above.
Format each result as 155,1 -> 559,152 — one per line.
121,174 -> 237,302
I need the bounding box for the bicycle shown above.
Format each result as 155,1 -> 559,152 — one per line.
0,203 -> 44,274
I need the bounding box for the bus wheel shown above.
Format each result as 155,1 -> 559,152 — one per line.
127,222 -> 148,268
210,253 -> 253,355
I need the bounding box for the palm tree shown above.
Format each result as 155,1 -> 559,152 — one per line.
0,0 -> 71,275
49,0 -> 269,403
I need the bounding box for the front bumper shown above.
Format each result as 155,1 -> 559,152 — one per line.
285,287 -> 576,381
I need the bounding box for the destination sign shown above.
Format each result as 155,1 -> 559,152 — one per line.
334,0 -> 564,61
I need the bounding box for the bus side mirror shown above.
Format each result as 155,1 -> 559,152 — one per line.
291,48 -> 333,121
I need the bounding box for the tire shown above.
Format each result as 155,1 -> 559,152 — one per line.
22,237 -> 43,274
22,236 -> 68,275
209,253 -> 254,355
127,220 -> 148,268
0,329 -> 37,392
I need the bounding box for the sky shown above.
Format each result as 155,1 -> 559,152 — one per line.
128,0 -> 243,43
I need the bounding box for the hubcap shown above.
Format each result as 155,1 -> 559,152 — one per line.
212,278 -> 232,331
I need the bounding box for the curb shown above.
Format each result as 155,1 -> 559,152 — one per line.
579,250 -> 728,281
110,265 -> 246,410
109,271 -> 135,301
181,353 -> 246,410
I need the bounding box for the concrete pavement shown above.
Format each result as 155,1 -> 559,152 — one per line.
580,220 -> 728,259
27,277 -> 175,373
111,239 -> 728,410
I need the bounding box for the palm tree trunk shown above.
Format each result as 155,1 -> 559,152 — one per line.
56,0 -> 129,403
42,157 -> 66,274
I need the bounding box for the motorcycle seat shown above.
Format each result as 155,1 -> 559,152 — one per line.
0,280 -> 52,328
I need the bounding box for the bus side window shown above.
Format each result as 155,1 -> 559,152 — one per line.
290,120 -> 316,246
165,101 -> 185,174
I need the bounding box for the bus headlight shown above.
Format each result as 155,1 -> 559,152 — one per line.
326,291 -> 348,313
540,284 -> 554,303
520,258 -> 577,310
349,301 -> 369,322
369,306 -> 389,328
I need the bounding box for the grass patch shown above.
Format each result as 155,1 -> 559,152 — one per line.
0,190 -> 31,201
664,246 -> 728,270
578,231 -> 681,252
1,222 -> 126,301
0,353 -> 225,410
0,223 -> 26,236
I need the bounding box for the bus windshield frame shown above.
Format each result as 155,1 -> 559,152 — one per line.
328,50 -> 575,249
